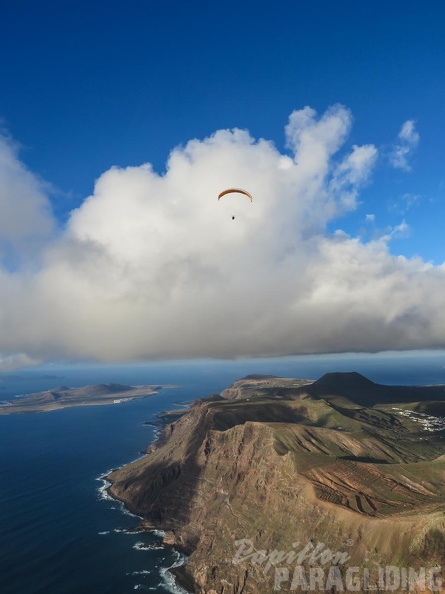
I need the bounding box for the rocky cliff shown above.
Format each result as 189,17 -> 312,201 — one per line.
108,374 -> 445,594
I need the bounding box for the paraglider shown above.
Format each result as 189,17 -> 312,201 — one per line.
218,188 -> 252,220
217,188 -> 253,202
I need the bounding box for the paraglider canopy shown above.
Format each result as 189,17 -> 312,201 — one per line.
217,188 -> 253,201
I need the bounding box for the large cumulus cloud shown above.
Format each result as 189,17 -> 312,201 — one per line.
0,105 -> 443,367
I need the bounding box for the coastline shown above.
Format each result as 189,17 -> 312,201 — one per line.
100,469 -> 191,594
104,402 -> 194,593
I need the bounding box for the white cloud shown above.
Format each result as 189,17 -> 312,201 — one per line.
380,219 -> 410,242
0,353 -> 42,372
329,144 -> 378,210
389,120 -> 419,171
0,106 -> 445,366
0,135 -> 54,247
400,192 -> 420,212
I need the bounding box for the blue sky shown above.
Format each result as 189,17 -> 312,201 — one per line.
1,1 -> 445,369
2,0 -> 444,257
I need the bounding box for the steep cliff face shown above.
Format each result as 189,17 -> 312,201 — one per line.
108,375 -> 445,594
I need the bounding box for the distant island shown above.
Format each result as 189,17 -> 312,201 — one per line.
0,383 -> 166,415
108,372 -> 445,594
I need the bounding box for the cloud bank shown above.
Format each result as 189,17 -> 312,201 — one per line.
0,105 -> 444,367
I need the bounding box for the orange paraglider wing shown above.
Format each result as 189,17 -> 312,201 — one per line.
217,188 -> 253,201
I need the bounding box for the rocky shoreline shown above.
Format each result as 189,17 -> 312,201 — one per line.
106,403 -> 194,591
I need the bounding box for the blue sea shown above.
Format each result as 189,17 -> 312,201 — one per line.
1,352 -> 445,594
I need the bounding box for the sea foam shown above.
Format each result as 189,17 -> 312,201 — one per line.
159,550 -> 189,594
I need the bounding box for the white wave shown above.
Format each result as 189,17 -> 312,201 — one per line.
119,503 -> 142,519
133,541 -> 163,551
98,531 -> 110,535
97,480 -> 113,502
114,527 -> 142,534
159,550 -> 189,594
95,469 -> 115,501
149,529 -> 165,538
96,470 -> 143,519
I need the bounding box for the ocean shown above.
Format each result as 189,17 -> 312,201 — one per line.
1,352 -> 445,594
